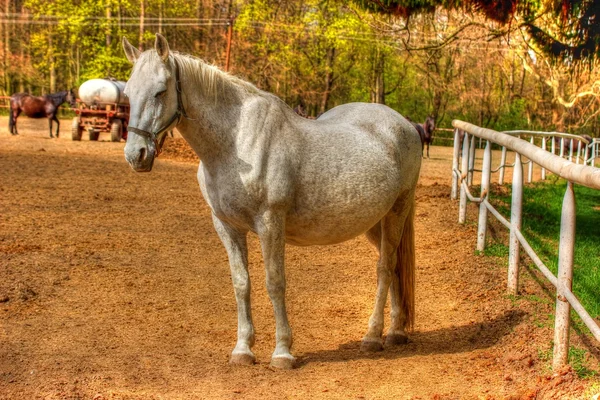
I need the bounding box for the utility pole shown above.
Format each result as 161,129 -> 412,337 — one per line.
225,16 -> 234,72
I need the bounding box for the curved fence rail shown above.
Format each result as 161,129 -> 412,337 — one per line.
450,120 -> 600,371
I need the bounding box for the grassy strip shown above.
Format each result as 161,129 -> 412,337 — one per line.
490,176 -> 600,320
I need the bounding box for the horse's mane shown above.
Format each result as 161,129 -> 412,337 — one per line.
136,51 -> 260,101
45,91 -> 69,101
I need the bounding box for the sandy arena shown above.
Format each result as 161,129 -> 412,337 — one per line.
1,117 -> 598,399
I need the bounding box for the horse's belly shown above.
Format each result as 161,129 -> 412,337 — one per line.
284,185 -> 400,246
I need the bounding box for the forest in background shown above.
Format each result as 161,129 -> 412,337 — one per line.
1,0 -> 599,136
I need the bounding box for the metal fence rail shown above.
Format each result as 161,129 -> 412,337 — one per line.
451,119 -> 600,371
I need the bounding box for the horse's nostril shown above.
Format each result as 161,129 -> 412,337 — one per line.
138,148 -> 146,162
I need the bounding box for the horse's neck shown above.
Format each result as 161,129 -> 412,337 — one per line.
47,92 -> 66,106
175,72 -> 246,165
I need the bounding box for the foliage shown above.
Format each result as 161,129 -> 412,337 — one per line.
0,0 -> 598,135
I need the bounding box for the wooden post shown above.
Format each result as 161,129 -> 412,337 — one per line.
541,137 -> 547,180
451,128 -> 460,200
225,17 -> 234,72
477,140 -> 492,251
569,138 -> 573,161
560,138 -> 565,158
508,153 -> 523,295
499,146 -> 507,185
528,136 -> 534,183
468,134 -> 476,186
459,132 -> 469,224
139,0 -> 145,50
553,181 -> 576,370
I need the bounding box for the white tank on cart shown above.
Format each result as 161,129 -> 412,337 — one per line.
78,78 -> 128,106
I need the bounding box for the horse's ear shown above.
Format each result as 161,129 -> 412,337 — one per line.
122,37 -> 141,64
155,33 -> 170,62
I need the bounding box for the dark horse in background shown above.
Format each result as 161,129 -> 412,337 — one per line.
407,115 -> 435,158
554,134 -> 593,157
9,90 -> 76,138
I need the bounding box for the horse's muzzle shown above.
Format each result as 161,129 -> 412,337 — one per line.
124,142 -> 156,172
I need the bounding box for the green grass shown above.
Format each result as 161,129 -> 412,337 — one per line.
490,177 -> 600,321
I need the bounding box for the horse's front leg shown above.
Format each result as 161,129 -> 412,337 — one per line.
211,215 -> 256,365
257,210 -> 294,369
53,115 -> 60,138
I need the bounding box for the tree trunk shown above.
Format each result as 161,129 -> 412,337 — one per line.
106,0 -> 112,47
319,47 -> 335,114
371,48 -> 385,104
158,1 -> 163,35
49,34 -> 56,92
4,0 -> 11,95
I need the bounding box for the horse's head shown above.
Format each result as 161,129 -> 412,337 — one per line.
122,34 -> 179,172
66,89 -> 77,108
425,116 -> 435,135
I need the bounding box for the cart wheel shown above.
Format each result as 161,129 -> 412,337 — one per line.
88,129 -> 100,141
111,119 -> 123,142
71,117 -> 82,141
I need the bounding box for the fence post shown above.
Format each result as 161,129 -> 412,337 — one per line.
459,132 -> 470,224
468,135 -> 476,186
560,138 -> 565,158
451,128 -> 460,200
576,141 -> 582,164
528,136 -> 534,183
499,146 -> 507,185
477,140 -> 492,252
541,137 -> 547,180
507,153 -> 523,295
553,181 -> 576,370
569,138 -> 574,161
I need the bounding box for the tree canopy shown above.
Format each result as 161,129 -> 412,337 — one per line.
0,0 -> 598,136
354,0 -> 600,62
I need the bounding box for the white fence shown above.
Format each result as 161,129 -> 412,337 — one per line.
450,120 -> 600,371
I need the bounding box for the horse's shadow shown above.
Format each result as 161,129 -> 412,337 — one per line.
296,309 -> 525,366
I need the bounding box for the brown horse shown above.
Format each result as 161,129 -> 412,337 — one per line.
9,90 -> 76,138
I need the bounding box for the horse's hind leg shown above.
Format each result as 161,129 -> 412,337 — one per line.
386,197 -> 416,346
361,196 -> 413,352
48,117 -> 54,138
211,215 -> 256,365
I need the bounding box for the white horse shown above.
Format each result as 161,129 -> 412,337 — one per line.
122,34 -> 422,369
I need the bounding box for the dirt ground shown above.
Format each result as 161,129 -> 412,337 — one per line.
1,118 -> 599,399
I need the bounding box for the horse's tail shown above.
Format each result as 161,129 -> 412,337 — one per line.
396,196 -> 416,330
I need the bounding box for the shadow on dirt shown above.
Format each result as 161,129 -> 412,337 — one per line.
297,309 -> 525,366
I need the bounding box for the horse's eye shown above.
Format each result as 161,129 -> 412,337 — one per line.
155,90 -> 167,98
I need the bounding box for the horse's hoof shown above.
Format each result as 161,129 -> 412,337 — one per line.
270,355 -> 296,370
360,338 -> 384,352
230,352 -> 256,366
385,333 -> 408,346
